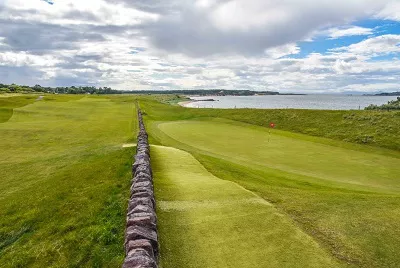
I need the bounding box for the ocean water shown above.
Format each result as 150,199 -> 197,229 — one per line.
185,95 -> 398,110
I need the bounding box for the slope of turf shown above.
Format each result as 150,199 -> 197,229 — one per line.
152,145 -> 343,268
157,119 -> 400,192
0,95 -> 136,267
0,95 -> 38,123
148,117 -> 400,267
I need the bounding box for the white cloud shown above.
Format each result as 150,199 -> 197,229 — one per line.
324,26 -> 374,39
331,34 -> 400,57
376,1 -> 400,21
264,44 -> 300,59
0,51 -> 61,67
2,0 -> 158,26
145,0 -> 395,57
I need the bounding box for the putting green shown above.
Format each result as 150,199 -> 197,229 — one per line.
152,145 -> 343,268
156,120 -> 400,192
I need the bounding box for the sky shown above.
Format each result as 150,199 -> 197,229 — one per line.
0,0 -> 400,93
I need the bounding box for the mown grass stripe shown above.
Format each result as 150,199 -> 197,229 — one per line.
152,145 -> 343,268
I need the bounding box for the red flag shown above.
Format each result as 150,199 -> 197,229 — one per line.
270,122 -> 275,128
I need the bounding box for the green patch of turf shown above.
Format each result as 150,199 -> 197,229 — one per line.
0,95 -> 38,123
156,120 -> 400,192
0,108 -> 13,123
195,154 -> 400,268
0,95 -> 37,109
152,145 -> 343,268
0,95 -> 137,266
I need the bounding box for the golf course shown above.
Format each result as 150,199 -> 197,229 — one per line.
1,94 -> 400,267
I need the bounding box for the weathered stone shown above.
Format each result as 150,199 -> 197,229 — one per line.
132,163 -> 151,174
131,204 -> 153,213
135,164 -> 152,174
135,172 -> 152,179
133,160 -> 150,173
128,212 -> 157,224
133,172 -> 152,182
130,183 -> 152,193
126,225 -> 158,246
128,198 -> 154,212
135,154 -> 150,162
136,147 -> 149,153
127,216 -> 157,230
122,249 -> 156,268
133,176 -> 152,184
133,181 -> 151,188
130,186 -> 153,195
131,191 -> 153,200
126,239 -> 154,258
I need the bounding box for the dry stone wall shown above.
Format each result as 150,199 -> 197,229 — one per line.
123,109 -> 158,268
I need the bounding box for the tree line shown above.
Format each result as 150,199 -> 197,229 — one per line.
0,83 -> 121,94
0,83 -> 282,96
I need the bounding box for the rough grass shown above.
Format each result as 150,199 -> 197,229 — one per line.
141,99 -> 400,268
0,95 -> 136,267
152,145 -> 343,268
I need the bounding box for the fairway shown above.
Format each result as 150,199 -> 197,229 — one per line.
152,145 -> 342,268
0,95 -> 136,266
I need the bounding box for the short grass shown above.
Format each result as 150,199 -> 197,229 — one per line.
156,120 -> 400,192
152,145 -> 342,268
141,99 -> 400,268
0,95 -> 37,123
0,95 -> 137,267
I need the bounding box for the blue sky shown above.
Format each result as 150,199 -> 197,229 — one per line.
0,0 -> 400,93
292,19 -> 400,58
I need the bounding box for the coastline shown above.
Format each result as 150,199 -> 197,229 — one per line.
176,95 -> 397,110
178,100 -> 194,107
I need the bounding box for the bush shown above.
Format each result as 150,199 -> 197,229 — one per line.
365,97 -> 400,110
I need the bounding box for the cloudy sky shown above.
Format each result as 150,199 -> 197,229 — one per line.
0,0 -> 400,93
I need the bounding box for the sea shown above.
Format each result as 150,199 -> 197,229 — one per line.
184,95 -> 399,110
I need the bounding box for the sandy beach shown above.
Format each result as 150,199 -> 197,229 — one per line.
178,100 -> 194,107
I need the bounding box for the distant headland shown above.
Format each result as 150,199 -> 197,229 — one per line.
364,91 -> 400,96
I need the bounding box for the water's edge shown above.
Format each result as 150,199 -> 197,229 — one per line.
182,95 -> 398,110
